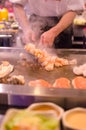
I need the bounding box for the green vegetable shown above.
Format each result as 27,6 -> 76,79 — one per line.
5,110 -> 59,130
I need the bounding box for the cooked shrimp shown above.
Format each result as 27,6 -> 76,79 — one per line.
25,43 -> 76,71
25,43 -> 36,54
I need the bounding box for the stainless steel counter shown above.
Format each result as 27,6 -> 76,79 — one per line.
0,47 -> 86,109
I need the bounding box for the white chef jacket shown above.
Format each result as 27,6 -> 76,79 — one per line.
9,0 -> 84,16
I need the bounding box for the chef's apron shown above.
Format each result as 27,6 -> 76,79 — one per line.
29,14 -> 73,48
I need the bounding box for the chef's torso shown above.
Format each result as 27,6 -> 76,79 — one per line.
10,0 -> 84,16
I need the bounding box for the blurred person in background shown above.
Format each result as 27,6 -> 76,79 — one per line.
9,0 -> 84,48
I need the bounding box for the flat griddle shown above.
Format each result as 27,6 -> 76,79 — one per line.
0,47 -> 86,98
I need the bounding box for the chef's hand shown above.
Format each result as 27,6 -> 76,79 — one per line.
40,30 -> 56,47
22,28 -> 36,44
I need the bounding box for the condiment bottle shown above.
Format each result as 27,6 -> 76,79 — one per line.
0,8 -> 8,21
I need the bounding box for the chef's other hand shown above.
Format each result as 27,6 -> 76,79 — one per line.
22,29 -> 36,44
40,30 -> 56,47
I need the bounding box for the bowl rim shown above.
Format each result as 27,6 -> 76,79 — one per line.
28,102 -> 64,120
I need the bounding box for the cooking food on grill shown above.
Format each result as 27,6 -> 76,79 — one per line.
28,79 -> 52,87
0,75 -> 25,85
73,63 -> 86,76
7,75 -> 25,85
1,109 -> 58,130
25,43 -> 76,71
72,76 -> 86,89
54,57 -> 68,67
53,77 -> 71,88
0,61 -> 14,78
0,76 -> 9,84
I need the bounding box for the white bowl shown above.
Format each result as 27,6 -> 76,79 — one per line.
62,107 -> 86,130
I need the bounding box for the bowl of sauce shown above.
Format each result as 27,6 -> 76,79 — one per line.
62,107 -> 86,130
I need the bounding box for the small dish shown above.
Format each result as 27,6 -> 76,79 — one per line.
62,107 -> 86,130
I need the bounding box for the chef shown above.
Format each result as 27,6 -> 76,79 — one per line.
9,0 -> 84,48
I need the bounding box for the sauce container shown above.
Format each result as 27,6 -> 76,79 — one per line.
62,107 -> 86,130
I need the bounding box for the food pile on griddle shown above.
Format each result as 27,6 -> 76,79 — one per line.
0,61 -> 25,85
25,43 -> 76,71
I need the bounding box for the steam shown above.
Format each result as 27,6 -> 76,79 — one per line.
29,14 -> 58,44
27,15 -> 58,56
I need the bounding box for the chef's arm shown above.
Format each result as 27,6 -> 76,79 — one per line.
13,4 -> 30,31
49,11 -> 76,37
